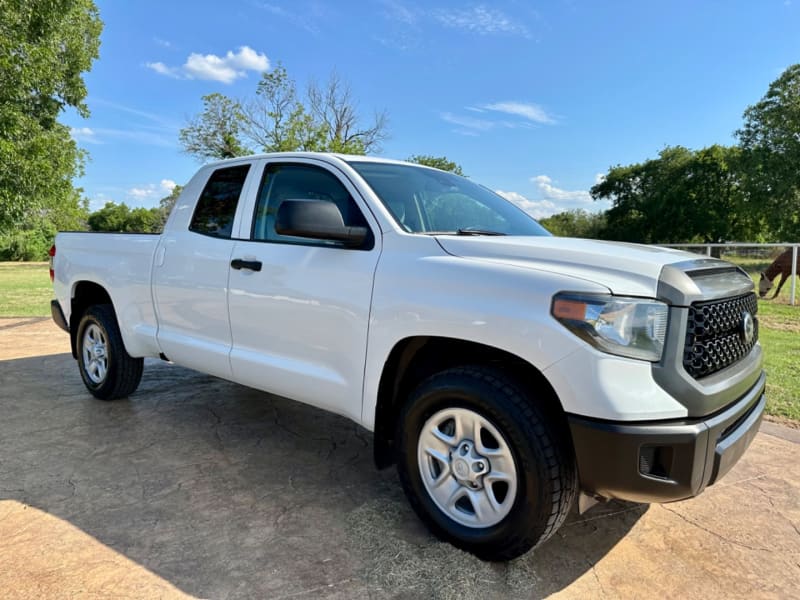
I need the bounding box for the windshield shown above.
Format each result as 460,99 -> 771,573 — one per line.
349,162 -> 551,236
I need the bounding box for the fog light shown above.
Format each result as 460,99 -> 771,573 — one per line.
639,445 -> 674,479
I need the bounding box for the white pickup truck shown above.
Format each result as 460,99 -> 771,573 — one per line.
51,153 -> 766,560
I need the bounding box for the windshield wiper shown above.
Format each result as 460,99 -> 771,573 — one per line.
419,229 -> 508,236
455,228 -> 507,236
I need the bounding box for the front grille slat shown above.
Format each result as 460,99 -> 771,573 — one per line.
683,293 -> 758,379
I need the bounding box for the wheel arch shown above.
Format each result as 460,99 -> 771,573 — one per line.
69,280 -> 114,358
372,336 -> 568,469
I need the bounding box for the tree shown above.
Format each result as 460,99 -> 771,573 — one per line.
591,145 -> 754,244
158,184 -> 183,225
88,202 -> 162,233
308,71 -> 388,154
0,0 -> 101,257
179,64 -> 388,161
178,94 -> 251,161
539,209 -> 607,239
407,155 -> 464,175
737,64 -> 800,240
239,65 -> 327,153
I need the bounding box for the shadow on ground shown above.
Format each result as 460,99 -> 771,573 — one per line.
0,351 -> 644,599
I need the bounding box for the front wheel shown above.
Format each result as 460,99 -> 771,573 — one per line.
76,304 -> 143,400
395,366 -> 577,561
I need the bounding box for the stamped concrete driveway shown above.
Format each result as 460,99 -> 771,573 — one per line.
1,318 -> 798,599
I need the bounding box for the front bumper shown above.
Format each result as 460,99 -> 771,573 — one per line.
568,370 -> 766,503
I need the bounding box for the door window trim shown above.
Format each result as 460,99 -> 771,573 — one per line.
188,163 -> 253,240
247,161 -> 376,251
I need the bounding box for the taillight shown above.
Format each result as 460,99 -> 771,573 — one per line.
49,244 -> 55,282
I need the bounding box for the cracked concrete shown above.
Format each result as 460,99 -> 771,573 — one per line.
0,318 -> 798,599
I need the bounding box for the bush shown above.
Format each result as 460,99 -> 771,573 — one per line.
0,223 -> 56,261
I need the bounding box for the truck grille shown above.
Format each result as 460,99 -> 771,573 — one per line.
683,293 -> 758,379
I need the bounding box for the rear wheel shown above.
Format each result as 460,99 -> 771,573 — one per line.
76,304 -> 143,400
395,366 -> 576,560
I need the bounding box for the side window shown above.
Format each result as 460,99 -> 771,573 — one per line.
189,164 -> 251,239
252,163 -> 370,245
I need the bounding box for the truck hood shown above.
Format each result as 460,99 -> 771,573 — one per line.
435,236 -> 700,297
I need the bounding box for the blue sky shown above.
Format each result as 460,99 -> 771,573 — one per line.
66,0 -> 800,218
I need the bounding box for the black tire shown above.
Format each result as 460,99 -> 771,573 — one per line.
76,304 -> 143,400
395,366 -> 577,561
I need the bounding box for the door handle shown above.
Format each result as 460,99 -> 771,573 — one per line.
231,258 -> 262,272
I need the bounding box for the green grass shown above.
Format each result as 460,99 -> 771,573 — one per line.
0,259 -> 797,420
754,301 -> 800,420
0,262 -> 52,317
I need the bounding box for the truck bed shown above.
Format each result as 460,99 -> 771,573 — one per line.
53,232 -> 162,358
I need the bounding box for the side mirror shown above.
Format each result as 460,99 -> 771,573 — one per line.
275,199 -> 368,248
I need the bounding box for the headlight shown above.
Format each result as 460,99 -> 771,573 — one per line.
552,293 -> 668,361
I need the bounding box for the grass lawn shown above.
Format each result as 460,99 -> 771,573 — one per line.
0,260 -> 797,420
755,301 -> 800,420
0,262 -> 52,318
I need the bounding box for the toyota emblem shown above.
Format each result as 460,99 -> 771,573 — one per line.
741,311 -> 755,344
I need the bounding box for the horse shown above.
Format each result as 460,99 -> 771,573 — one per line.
759,248 -> 799,299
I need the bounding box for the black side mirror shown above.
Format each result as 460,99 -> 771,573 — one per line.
275,199 -> 368,248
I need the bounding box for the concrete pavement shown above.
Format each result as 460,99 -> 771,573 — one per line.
1,318 -> 798,599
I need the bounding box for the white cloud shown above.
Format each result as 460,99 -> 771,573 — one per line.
184,46 -> 269,82
441,100 -> 554,135
89,192 -> 113,211
434,6 -> 529,37
496,190 -> 557,219
440,111 -> 495,131
481,101 -> 555,125
147,46 -> 269,84
145,61 -> 180,78
532,175 -> 592,203
76,127 -> 174,148
257,3 -> 322,33
154,37 -> 172,48
127,179 -> 178,200
70,127 -> 101,144
381,0 -> 419,25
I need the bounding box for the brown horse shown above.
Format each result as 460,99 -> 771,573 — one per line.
759,248 -> 799,299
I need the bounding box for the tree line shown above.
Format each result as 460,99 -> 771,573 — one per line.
544,65 -> 800,243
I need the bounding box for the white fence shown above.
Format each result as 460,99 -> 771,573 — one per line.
654,243 -> 799,306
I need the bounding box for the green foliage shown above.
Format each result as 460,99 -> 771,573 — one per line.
180,64 -> 388,161
0,0 -> 102,121
407,155 -> 464,175
179,94 -> 251,161
0,0 -> 100,257
539,209 -> 607,239
737,64 -> 800,240
88,202 -> 162,233
591,145 -> 755,243
158,184 -> 183,225
0,222 -> 55,261
590,65 -> 800,244
241,65 -> 328,153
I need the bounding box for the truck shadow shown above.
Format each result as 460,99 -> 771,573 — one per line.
0,353 -> 644,599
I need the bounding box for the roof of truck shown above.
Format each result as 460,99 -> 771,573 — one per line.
205,152 -> 414,168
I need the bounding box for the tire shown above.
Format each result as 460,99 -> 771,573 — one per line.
76,304 -> 143,400
395,366 -> 577,561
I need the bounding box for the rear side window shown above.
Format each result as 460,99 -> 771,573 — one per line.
189,165 -> 251,238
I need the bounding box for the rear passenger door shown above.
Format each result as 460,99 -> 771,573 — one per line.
227,159 -> 381,422
153,163 -> 254,378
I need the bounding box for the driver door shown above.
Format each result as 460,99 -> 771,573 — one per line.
227,160 -> 381,422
